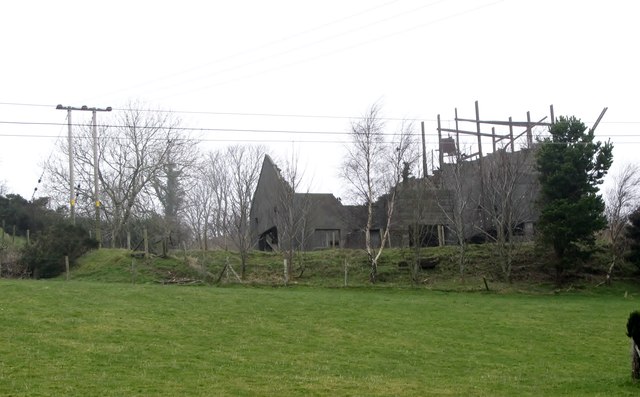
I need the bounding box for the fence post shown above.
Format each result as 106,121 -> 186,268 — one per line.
144,228 -> 149,258
26,230 -> 30,246
283,259 -> 289,286
65,256 -> 70,281
131,258 -> 137,285
344,258 -> 349,287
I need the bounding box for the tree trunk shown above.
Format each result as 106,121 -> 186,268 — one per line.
240,253 -> 247,280
632,340 -> 640,380
605,257 -> 616,286
369,256 -> 377,283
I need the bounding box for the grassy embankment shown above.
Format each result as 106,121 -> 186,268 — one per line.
69,241 -> 624,290
1,279 -> 640,396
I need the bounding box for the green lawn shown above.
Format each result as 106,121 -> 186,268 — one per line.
1,280 -> 640,396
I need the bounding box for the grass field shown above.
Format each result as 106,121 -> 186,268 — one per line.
2,280 -> 640,396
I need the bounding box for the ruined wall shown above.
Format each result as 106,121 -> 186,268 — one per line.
249,155 -> 288,244
439,147 -> 539,240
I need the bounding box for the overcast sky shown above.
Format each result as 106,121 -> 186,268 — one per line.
1,0 -> 639,201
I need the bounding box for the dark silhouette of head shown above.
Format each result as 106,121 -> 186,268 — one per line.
627,311 -> 640,346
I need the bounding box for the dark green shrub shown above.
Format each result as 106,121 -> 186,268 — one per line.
21,223 -> 98,278
626,207 -> 640,268
0,194 -> 55,236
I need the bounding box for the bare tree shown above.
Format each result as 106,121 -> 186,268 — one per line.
184,150 -> 232,251
605,163 -> 640,283
341,104 -> 417,283
405,176 -> 442,283
182,158 -> 216,250
208,151 -> 232,249
479,147 -> 536,282
225,144 -> 266,279
43,102 -> 190,248
341,104 -> 385,282
438,152 -> 474,281
99,105 -> 189,248
151,137 -> 197,252
274,150 -> 313,279
182,179 -> 209,250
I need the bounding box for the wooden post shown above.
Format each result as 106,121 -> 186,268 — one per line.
431,150 -> 435,174
344,258 -> 348,287
455,108 -> 460,160
437,225 -> 445,247
475,101 -> 483,160
491,127 -> 496,152
437,114 -> 444,170
92,109 -> 102,249
26,230 -> 30,246
144,228 -> 149,258
131,259 -> 137,285
127,230 -> 131,251
550,104 -> 555,125
65,256 -> 70,281
201,259 -> 207,281
283,259 -> 289,285
475,101 -> 485,229
508,117 -> 515,152
421,121 -> 427,177
526,111 -> 533,148
591,107 -> 609,133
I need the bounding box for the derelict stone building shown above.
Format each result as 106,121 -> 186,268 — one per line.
250,146 -> 539,251
250,155 -> 358,251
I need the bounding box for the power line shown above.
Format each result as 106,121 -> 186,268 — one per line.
82,0 -> 408,102
0,130 -> 638,145
4,102 -> 640,125
157,0 -> 505,100
148,0 -> 448,98
0,102 -> 53,108
31,113 -> 67,200
113,107 -> 436,122
2,130 -> 640,146
0,101 -> 436,121
1,119 -> 639,140
0,120 -> 350,135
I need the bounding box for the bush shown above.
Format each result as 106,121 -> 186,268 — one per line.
627,207 -> 640,268
21,223 -> 98,278
0,194 -> 54,236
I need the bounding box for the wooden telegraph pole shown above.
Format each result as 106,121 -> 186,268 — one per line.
56,104 -> 112,247
421,121 -> 427,177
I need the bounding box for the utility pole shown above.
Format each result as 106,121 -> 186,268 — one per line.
421,121 -> 427,178
56,104 -> 112,246
57,106 -> 76,225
